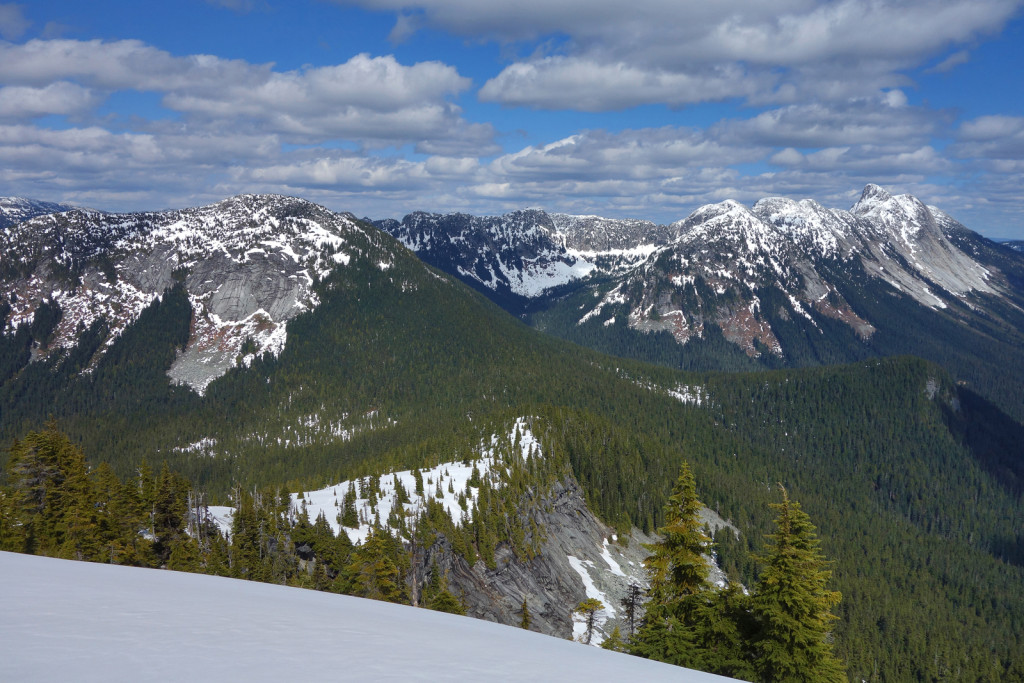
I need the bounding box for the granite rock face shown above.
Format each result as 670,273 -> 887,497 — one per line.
416,478 -> 736,645
0,194 -> 378,393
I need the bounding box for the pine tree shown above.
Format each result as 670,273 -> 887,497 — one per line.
750,486 -> 846,683
573,598 -> 604,645
520,598 -> 532,630
642,461 -> 711,609
631,461 -> 717,670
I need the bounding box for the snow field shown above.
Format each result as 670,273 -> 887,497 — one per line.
0,550 -> 732,682
212,418 -> 542,544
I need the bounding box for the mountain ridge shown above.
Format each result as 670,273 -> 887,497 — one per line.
371,185 -> 1024,419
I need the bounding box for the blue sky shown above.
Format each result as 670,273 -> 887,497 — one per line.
2,1 -> 1023,237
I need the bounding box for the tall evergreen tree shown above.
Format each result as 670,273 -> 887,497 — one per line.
642,461 -> 711,609
750,486 -> 845,683
631,461 -> 712,665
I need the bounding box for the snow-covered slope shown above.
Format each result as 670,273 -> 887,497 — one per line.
375,209 -> 669,303
0,197 -> 79,229
208,417 -> 673,643
564,184 -> 1023,360
1,195 -> 393,392
0,551 -> 731,682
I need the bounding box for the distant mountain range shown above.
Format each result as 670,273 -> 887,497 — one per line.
0,197 -> 79,229
1,195 -> 380,392
375,185 -> 1024,421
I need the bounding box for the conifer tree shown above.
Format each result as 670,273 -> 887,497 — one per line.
520,598 -> 532,630
620,582 -> 643,638
631,461 -> 716,670
643,461 -> 711,608
600,625 -> 625,652
340,485 -> 358,528
422,560 -> 466,615
573,598 -> 604,645
344,526 -> 408,604
750,486 -> 845,683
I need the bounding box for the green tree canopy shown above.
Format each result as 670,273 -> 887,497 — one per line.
751,486 -> 845,683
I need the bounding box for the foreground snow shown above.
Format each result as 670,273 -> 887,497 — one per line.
0,552 -> 732,682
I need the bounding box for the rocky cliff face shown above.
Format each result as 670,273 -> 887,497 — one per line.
417,477 -> 735,645
1,194 -> 385,393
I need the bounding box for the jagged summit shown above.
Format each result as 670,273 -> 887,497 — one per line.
851,183 -> 893,212
374,185 -> 1022,376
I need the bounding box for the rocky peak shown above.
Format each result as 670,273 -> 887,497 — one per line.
1,194 -> 376,394
549,213 -> 673,252
851,183 -> 894,214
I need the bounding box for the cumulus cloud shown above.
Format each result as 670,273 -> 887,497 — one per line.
339,0 -> 1021,109
489,128 -> 765,182
0,41 -> 476,144
0,82 -> 99,119
0,36 -> 496,216
952,115 -> 1024,162
715,96 -> 946,148
479,58 -> 765,111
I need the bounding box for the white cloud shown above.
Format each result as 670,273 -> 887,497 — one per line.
489,128 -> 764,182
0,40 -> 477,145
338,0 -> 1021,110
479,58 -> 765,111
0,82 -> 98,119
716,97 -> 945,148
927,49 -> 971,73
952,115 -> 1024,162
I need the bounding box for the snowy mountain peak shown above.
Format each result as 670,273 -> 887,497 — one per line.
1,195 -> 387,393
0,196 -> 81,230
851,183 -> 894,214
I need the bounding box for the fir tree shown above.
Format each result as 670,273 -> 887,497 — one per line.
631,462 -> 725,672
422,561 -> 466,615
340,484 -> 358,528
520,598 -> 532,630
750,486 -> 845,683
344,526 -> 408,604
642,461 -> 711,609
573,598 -> 604,645
600,625 -> 625,652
